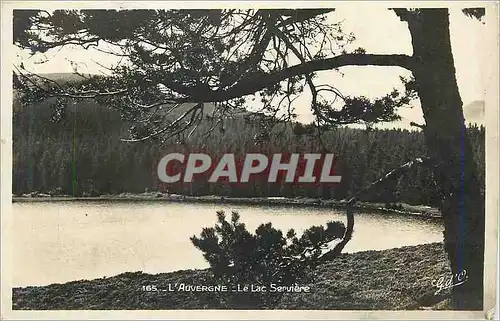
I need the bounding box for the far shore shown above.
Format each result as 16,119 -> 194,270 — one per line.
12,193 -> 442,218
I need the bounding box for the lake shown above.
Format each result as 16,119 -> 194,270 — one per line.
12,201 -> 443,287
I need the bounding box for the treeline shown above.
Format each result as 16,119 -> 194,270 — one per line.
12,99 -> 485,206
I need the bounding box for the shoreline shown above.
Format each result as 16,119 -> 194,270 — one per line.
12,193 -> 442,218
12,242 -> 452,310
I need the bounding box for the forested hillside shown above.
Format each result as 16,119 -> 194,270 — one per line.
12,97 -> 485,206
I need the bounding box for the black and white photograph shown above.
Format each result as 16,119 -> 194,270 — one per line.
1,1 -> 498,319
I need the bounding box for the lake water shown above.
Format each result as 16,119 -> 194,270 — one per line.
12,201 -> 443,287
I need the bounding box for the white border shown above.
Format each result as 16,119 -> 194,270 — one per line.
1,1 -> 498,319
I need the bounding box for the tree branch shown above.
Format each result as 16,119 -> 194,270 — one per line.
214,53 -> 415,102
150,53 -> 415,103
121,102 -> 203,142
410,121 -> 425,129
17,52 -> 415,111
319,156 -> 434,261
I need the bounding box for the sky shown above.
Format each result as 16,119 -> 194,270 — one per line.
14,7 -> 488,129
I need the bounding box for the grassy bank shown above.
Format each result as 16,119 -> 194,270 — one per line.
12,193 -> 442,218
12,242 -> 451,310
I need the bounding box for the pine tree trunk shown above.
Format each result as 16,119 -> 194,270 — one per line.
406,9 -> 485,310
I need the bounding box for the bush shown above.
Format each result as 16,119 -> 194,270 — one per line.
190,210 -> 346,307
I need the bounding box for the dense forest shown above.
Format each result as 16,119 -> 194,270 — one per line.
12,98 -> 485,206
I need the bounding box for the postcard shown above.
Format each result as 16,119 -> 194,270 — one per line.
1,1 -> 498,319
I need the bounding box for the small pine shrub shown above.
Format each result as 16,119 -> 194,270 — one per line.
190,210 -> 346,307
